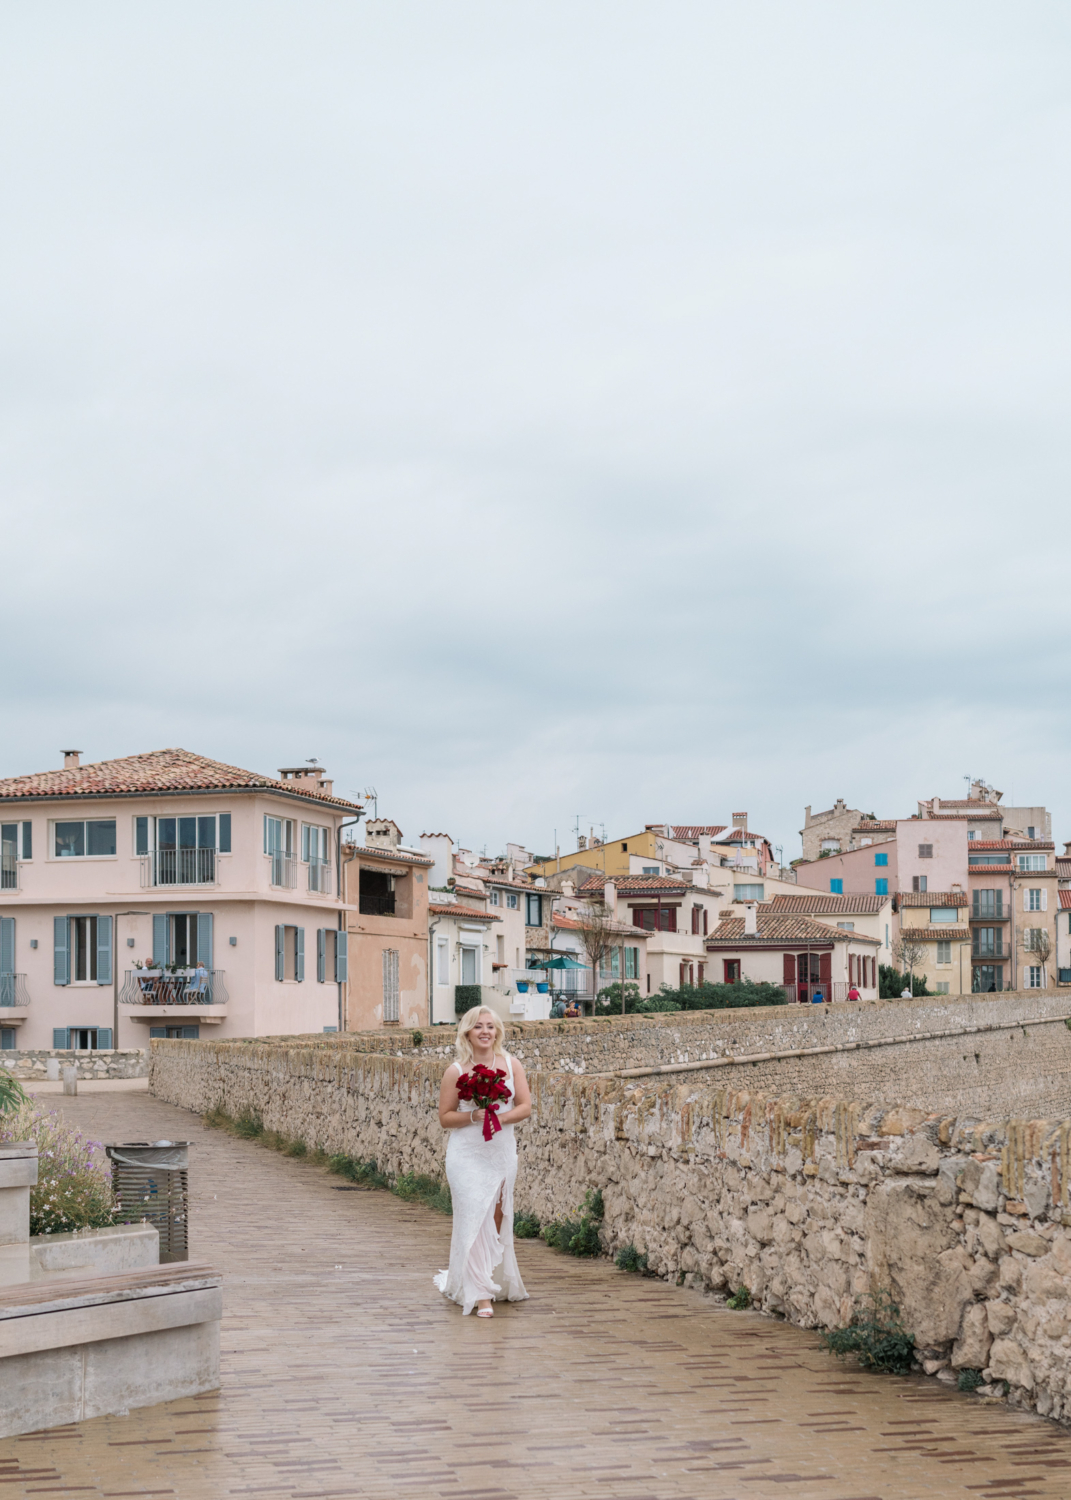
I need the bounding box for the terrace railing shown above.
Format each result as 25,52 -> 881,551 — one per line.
120,970 -> 229,1006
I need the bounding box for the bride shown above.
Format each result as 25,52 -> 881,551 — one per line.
435,1006 -> 531,1317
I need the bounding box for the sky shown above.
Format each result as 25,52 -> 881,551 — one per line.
3,2 -> 1071,861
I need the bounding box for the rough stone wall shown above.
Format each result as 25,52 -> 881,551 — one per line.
1,1049 -> 148,1080
151,1037 -> 1071,1424
249,991 -> 1071,1119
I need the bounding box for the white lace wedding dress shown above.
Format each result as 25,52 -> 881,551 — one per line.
434,1052 -> 529,1315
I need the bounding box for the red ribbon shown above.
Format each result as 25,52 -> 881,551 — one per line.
482,1105 -> 502,1142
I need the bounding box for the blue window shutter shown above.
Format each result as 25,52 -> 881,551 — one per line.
336,930 -> 348,983
0,1029 -> 13,1051
219,813 -> 231,853
876,878 -> 888,896
20,822 -> 31,860
153,913 -> 168,967
830,879 -> 843,894
182,1025 -> 200,1039
197,912 -> 214,970
53,1027 -> 68,1049
96,915 -> 112,985
875,852 -> 888,867
98,1027 -> 113,1049
0,917 -> 13,974
296,927 -> 305,981
317,929 -> 326,984
135,817 -> 149,856
54,915 -> 69,985
275,925 -> 285,981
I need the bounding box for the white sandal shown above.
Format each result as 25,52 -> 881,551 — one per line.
476,1303 -> 494,1318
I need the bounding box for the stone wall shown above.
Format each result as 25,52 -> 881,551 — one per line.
151,1036 -> 1071,1423
250,990 -> 1071,1119
1,1050 -> 148,1081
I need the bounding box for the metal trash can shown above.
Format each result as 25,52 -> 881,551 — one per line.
106,1141 -> 190,1262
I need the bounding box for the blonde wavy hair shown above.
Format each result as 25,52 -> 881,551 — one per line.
455,1006 -> 505,1069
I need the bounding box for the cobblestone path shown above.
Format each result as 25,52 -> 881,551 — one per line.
2,1088 -> 1071,1499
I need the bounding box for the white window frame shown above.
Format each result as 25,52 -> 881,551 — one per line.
1027,965 -> 1043,989
1026,888 -> 1042,912
507,892 -> 519,910
51,818 -> 118,860
1018,855 -> 1046,871
489,889 -> 500,907
301,824 -> 329,863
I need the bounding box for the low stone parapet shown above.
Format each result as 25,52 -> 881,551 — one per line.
0,1049 -> 148,1081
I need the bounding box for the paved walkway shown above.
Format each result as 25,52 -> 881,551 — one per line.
3,1089 -> 1071,1500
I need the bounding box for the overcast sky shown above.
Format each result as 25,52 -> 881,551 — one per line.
3,3 -> 1070,859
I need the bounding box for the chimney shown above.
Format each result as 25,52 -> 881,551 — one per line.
62,750 -> 82,770
744,902 -> 758,936
603,878 -> 616,911
733,812 -> 747,832
577,835 -> 587,850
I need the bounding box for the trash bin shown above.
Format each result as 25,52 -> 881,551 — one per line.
106,1141 -> 190,1262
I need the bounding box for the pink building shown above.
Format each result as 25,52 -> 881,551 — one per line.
0,749 -> 362,1051
794,839 -> 898,900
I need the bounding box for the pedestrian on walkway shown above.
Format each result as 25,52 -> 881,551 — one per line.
435,1006 -> 531,1319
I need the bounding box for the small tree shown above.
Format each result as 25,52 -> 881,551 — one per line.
1023,926 -> 1051,985
892,935 -> 927,996
573,899 -> 620,1013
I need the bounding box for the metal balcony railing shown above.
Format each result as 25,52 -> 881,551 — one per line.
971,901 -> 1005,920
0,855 -> 17,892
269,852 -> 297,889
0,974 -> 29,1007
307,859 -> 333,895
119,970 -> 229,1006
972,941 -> 1004,958
141,848 -> 217,887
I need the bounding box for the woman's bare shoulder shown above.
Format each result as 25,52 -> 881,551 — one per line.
443,1060 -> 462,1077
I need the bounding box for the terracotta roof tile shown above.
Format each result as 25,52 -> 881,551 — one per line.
580,875 -> 690,894
427,903 -> 501,922
966,839 -> 1054,850
706,914 -> 880,947
669,826 -> 727,840
897,891 -> 969,908
346,844 -> 434,866
965,863 -> 1013,872
853,820 -> 898,831
0,748 -> 364,811
767,893 -> 887,915
1059,890 -> 1071,910
922,811 -> 1003,821
899,925 -> 971,941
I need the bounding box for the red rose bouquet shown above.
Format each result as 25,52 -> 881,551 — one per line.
456,1063 -> 512,1141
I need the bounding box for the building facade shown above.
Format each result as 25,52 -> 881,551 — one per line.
340,820 -> 433,1032
0,749 -> 361,1049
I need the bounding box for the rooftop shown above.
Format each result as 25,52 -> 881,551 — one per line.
897,891 -> 969,908
767,893 -> 888,915
0,748 -> 364,811
707,913 -> 880,947
427,903 -> 501,922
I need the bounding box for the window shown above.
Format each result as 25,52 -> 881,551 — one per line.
1026,888 -> 1043,912
460,944 -> 478,986
489,890 -> 500,906
359,869 -> 395,916
829,878 -> 843,894
821,839 -> 841,854
918,844 -> 933,859
912,876 -> 928,893
734,884 -> 763,900
874,852 -> 888,867
142,815 -> 220,886
1028,827 -> 1036,840
972,965 -> 1002,992
837,921 -> 854,931
1027,965 -> 1043,989
274,924 -> 305,981
935,982 -> 950,994
54,819 -> 116,858
436,938 -> 449,986
72,916 -> 97,981
642,866 -> 660,875
973,927 -> 1002,958
691,905 -> 708,935
1018,855 -> 1047,871
0,823 -> 31,888
506,892 -> 518,910
937,941 -> 952,965
382,948 -> 400,1020
264,817 -> 295,886
1024,928 -> 1047,952
621,843 -> 628,852
525,894 -> 543,927
631,907 -> 676,932
302,824 -> 329,875
970,854 -> 1010,865
600,949 -> 621,977
875,879 -> 888,896
968,831 -> 976,841
624,946 -> 639,979
723,960 -> 740,983
149,1025 -> 200,1039
55,1027 -> 112,1050
929,908 -> 957,924
973,890 -> 1003,919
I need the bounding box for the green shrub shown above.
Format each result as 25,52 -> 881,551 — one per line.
657,980 -> 788,1011
595,982 -> 644,1014
615,1243 -> 648,1274
454,984 -> 483,1015
820,1290 -> 915,1374
957,1368 -> 984,1392
410,1030 -> 424,1048
541,1188 -> 604,1258
726,1285 -> 752,1310
513,1212 -> 541,1239
642,996 -> 682,1012
0,1100 -> 115,1236
394,1172 -> 452,1214
327,1153 -> 390,1189
0,1074 -> 25,1114
879,964 -> 929,999
233,1106 -> 264,1139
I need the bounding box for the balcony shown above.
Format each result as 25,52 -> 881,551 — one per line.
269,853 -> 297,889
972,942 -> 1004,959
141,849 -> 217,888
0,853 -> 17,892
0,974 -> 30,1008
971,905 -> 1006,922
120,969 -> 229,1025
307,859 -> 333,895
